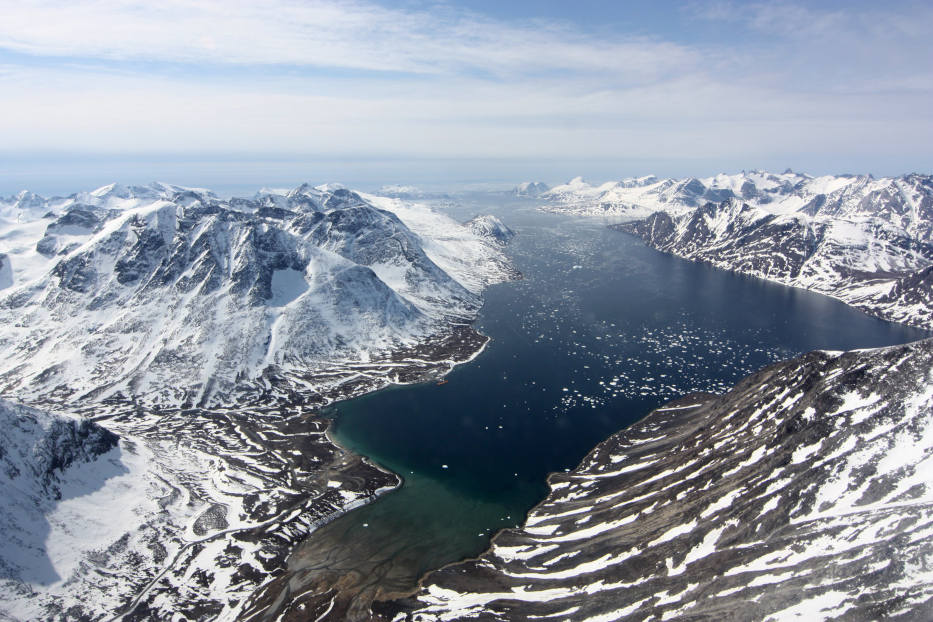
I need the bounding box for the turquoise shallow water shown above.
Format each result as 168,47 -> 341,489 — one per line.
317,197 -> 930,590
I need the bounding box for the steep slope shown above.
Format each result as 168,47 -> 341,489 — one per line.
0,183 -> 513,408
618,199 -> 933,329
541,171 -> 933,235
0,399 -> 125,616
388,338 -> 933,621
466,215 -> 515,246
0,398 -> 118,502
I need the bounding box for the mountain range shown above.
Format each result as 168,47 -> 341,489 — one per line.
0,183 -> 515,408
536,171 -> 933,329
0,182 -> 516,620
2,173 -> 931,621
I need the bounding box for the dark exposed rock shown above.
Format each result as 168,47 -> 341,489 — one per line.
46,208 -> 100,233
386,339 -> 933,621
617,199 -> 933,328
466,215 -> 515,245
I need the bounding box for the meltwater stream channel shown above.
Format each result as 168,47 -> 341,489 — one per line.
280,196 -> 930,615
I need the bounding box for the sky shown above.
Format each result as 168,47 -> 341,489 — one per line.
0,0 -> 931,195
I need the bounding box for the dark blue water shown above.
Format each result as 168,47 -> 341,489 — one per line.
310,199 -> 929,591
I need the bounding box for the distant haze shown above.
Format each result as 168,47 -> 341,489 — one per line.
1,0 -> 931,195
2,154 -> 927,199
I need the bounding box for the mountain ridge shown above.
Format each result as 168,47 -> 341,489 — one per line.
0,182 -> 515,408
537,171 -> 933,329
386,337 -> 933,621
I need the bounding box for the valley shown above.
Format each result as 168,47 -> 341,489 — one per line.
1,177 -> 931,621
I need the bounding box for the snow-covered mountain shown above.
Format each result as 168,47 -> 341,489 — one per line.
541,171 -> 933,237
512,181 -> 549,197
618,199 -> 933,329
466,214 -> 515,245
540,171 -> 933,329
387,337 -> 933,621
0,182 -> 515,408
0,182 -> 516,620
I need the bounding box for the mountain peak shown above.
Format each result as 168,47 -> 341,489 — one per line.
0,181 -> 516,407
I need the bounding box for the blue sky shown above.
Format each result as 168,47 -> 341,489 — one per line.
0,0 -> 931,194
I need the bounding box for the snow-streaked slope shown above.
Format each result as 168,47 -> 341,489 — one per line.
388,338 -> 933,621
619,199 -> 933,329
0,183 -> 514,408
363,194 -> 518,293
0,397 -> 399,622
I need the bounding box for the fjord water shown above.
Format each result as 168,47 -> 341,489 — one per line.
307,198 -> 929,598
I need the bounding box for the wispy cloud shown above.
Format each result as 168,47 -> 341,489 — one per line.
692,1 -> 933,92
0,0 -> 695,82
0,0 -> 930,178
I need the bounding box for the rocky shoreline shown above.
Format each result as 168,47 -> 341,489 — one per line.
231,325 -> 499,621
383,338 -> 933,621
615,206 -> 933,331
0,322 -> 495,621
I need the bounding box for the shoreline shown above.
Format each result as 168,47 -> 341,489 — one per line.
0,322 -> 496,621
373,392 -> 717,620
382,339 -> 933,620
231,324 -> 497,621
538,202 -> 932,332
607,219 -> 933,332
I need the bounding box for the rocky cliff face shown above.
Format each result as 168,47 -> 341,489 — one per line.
541,172 -> 933,234
387,338 -> 933,621
0,399 -> 118,501
0,183 -> 513,408
618,199 -> 933,329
